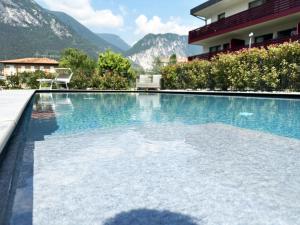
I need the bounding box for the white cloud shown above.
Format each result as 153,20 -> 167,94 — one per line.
41,0 -> 123,29
135,15 -> 195,35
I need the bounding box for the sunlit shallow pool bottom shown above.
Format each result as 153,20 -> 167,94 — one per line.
3,93 -> 300,225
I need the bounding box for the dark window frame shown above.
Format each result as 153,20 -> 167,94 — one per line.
277,28 -> 297,39
223,43 -> 230,50
217,12 -> 226,21
255,33 -> 273,43
209,45 -> 222,53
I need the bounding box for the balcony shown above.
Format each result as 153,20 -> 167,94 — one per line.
188,35 -> 300,61
189,0 -> 300,44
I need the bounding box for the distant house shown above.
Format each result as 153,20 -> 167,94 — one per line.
0,58 -> 59,76
189,0 -> 300,60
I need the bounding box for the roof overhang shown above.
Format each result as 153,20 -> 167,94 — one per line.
191,0 -> 223,17
0,62 -> 59,65
191,0 -> 243,18
0,58 -> 59,65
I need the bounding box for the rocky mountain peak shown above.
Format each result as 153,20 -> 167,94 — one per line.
0,0 -> 71,38
126,33 -> 202,70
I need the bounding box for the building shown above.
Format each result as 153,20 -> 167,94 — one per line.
188,0 -> 300,60
0,58 -> 59,76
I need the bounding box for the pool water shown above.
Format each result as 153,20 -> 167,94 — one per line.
3,93 -> 300,225
32,93 -> 300,139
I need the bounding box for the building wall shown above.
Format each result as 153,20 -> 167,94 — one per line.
2,64 -> 57,76
210,1 -> 252,23
201,19 -> 298,53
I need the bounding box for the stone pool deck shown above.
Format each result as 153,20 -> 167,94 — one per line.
0,90 -> 35,154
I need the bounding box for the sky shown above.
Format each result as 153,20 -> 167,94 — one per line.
35,0 -> 206,45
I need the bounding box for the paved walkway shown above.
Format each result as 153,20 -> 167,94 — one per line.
0,90 -> 35,154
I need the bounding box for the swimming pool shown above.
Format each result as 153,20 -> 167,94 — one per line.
2,93 -> 300,225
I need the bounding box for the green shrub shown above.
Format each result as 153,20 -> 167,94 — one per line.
6,75 -> 21,89
98,73 -> 129,90
162,41 -> 300,91
192,60 -> 212,89
161,60 -> 212,90
234,48 -> 267,90
60,48 -> 97,89
161,65 -> 178,89
18,71 -> 52,89
97,50 -> 136,89
211,53 -> 237,90
59,48 -> 136,90
266,43 -> 300,90
0,79 -> 5,87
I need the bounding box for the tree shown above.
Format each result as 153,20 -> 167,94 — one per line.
97,50 -> 136,89
169,54 -> 177,65
60,48 -> 97,89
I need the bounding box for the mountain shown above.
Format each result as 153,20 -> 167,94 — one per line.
125,33 -> 202,70
97,33 -> 131,52
0,0 -> 118,59
50,11 -> 123,53
0,0 -> 203,67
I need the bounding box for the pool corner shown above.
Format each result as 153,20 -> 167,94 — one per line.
0,90 -> 35,155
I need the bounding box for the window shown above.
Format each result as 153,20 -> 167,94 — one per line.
277,28 -> 297,39
218,13 -> 225,21
249,0 -> 266,9
255,33 -> 273,43
209,45 -> 222,53
223,43 -> 230,50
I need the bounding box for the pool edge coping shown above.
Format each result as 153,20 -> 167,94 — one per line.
0,90 -> 35,156
36,89 -> 300,99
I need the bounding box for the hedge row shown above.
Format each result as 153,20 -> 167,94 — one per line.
3,71 -> 53,89
161,42 -> 300,91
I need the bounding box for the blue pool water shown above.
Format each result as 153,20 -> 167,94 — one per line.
3,93 -> 300,225
39,93 -> 300,139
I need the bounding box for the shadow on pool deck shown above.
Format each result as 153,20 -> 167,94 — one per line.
104,209 -> 200,225
0,94 -> 59,225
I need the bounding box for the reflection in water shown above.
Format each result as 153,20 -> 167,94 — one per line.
137,93 -> 161,109
7,95 -> 59,225
137,94 -> 161,122
158,95 -> 300,139
0,101 -> 33,225
32,95 -> 56,120
35,93 -> 300,139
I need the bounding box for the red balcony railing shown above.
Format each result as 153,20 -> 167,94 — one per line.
189,0 -> 300,43
188,35 -> 300,61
